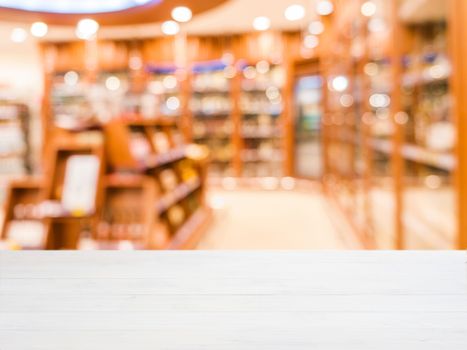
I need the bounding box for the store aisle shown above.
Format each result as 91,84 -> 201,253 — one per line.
198,189 -> 361,250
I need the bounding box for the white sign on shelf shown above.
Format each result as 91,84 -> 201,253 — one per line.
61,155 -> 100,214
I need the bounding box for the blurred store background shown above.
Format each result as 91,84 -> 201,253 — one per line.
0,0 -> 466,250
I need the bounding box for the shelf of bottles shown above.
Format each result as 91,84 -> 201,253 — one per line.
239,60 -> 285,177
51,70 -> 94,130
143,65 -> 182,120
93,70 -> 133,122
0,101 -> 30,176
365,0 -> 397,249
191,60 -> 233,177
400,9 -> 455,249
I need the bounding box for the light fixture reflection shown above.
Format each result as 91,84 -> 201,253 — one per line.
253,16 -> 271,31
171,6 -> 192,23
76,18 -> 99,40
161,20 -> 180,35
30,22 -> 48,38
0,0 -> 155,14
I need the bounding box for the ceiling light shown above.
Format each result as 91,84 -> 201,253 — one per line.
171,6 -> 192,23
284,4 -> 305,21
361,1 -> 377,17
308,21 -> 324,35
0,0 -> 154,14
10,28 -> 27,43
316,0 -> 334,16
75,18 -> 99,40
253,16 -> 271,31
30,22 -> 48,38
161,20 -> 180,35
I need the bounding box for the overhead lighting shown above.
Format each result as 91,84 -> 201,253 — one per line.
316,0 -> 334,16
308,20 -> 324,35
284,4 -> 305,21
171,6 -> 192,23
161,20 -> 180,35
253,16 -> 271,31
75,18 -> 99,40
0,0 -> 154,14
361,1 -> 377,17
10,28 -> 27,43
30,22 -> 48,38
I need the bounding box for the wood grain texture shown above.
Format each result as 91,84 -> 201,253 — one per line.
1,251 -> 467,349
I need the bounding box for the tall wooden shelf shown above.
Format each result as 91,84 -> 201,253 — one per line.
191,60 -> 234,177
319,0 -> 462,250
238,61 -> 286,178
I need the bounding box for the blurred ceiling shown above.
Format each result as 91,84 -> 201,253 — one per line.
0,0 -> 229,25
0,0 -> 449,41
399,0 -> 447,23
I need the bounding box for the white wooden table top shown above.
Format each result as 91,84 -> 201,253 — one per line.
1,251 -> 467,349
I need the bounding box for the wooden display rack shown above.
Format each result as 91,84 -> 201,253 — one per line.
1,118 -> 211,250
316,0 -> 466,250
40,32 -> 303,183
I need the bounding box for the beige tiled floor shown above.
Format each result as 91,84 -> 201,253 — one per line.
198,189 -> 361,250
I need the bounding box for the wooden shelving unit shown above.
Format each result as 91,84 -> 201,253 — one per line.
319,0 -> 463,249
239,60 -> 286,178
0,102 -> 31,176
0,179 -> 45,249
1,118 -> 210,250
40,33 -> 302,184
191,60 -> 234,177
